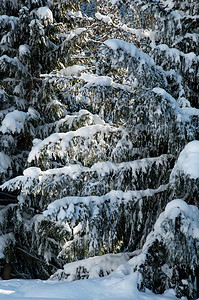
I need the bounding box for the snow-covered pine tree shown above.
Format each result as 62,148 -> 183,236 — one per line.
0,0 -> 80,277
0,0 -> 198,298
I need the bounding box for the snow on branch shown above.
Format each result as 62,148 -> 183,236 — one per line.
27,124 -> 131,168
123,199 -> 199,298
0,110 -> 27,134
104,39 -> 155,66
0,154 -> 171,198
170,140 -> 199,180
50,252 -> 134,281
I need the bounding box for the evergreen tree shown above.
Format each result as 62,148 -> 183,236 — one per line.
0,0 -> 198,298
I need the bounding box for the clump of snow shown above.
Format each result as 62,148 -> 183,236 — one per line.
162,0 -> 175,10
95,12 -> 112,24
0,54 -> 14,64
27,107 -> 40,119
153,88 -> 199,122
164,199 -> 199,224
32,138 -> 42,147
104,39 -> 155,66
63,28 -> 86,41
19,44 -> 30,56
73,28 -> 86,35
151,42 -> 199,74
0,152 -> 11,174
37,6 -> 53,25
0,15 -> 19,30
0,110 -> 27,134
67,10 -> 83,18
80,73 -> 131,91
121,25 -> 155,42
177,97 -> 191,108
153,87 -> 181,114
170,141 -> 199,179
54,109 -> 105,132
29,19 -> 44,30
153,43 -> 181,64
182,106 -> 199,117
51,253 -> 132,281
60,65 -> 86,77
23,167 -> 41,177
13,85 -> 22,96
111,0 -> 120,4
80,73 -> 113,86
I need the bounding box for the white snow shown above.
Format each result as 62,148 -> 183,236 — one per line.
164,199 -> 199,222
170,140 -> 199,179
0,152 -> 11,174
37,6 -> 53,25
27,107 -> 40,119
80,73 -> 131,91
0,154 -> 169,195
0,199 -> 191,300
62,28 -> 86,41
111,0 -> 121,4
121,25 -> 155,42
0,55 -> 14,64
95,12 -> 112,24
152,88 -> 199,122
124,198 -> 199,275
151,199 -> 199,240
80,73 -> 113,86
0,110 -> 27,134
23,167 -> 42,177
67,10 -> 83,18
182,107 -> 199,117
0,15 -> 19,30
151,43 -> 199,73
29,19 -> 44,30
104,39 -> 155,66
27,124 -> 121,163
57,109 -> 104,129
0,273 -> 182,299
162,0 -> 175,10
43,185 -> 168,220
19,44 -> 30,56
51,253 -> 133,281
60,65 -> 86,77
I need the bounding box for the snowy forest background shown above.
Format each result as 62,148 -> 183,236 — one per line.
0,0 -> 199,299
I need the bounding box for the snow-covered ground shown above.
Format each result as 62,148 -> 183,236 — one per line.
0,273 -> 183,300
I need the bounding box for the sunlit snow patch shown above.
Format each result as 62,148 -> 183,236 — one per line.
95,12 -> 112,23
0,289 -> 15,295
104,39 -> 155,65
60,65 -> 86,77
170,140 -> 199,179
37,6 -> 53,25
80,73 -> 113,86
0,110 -> 27,134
